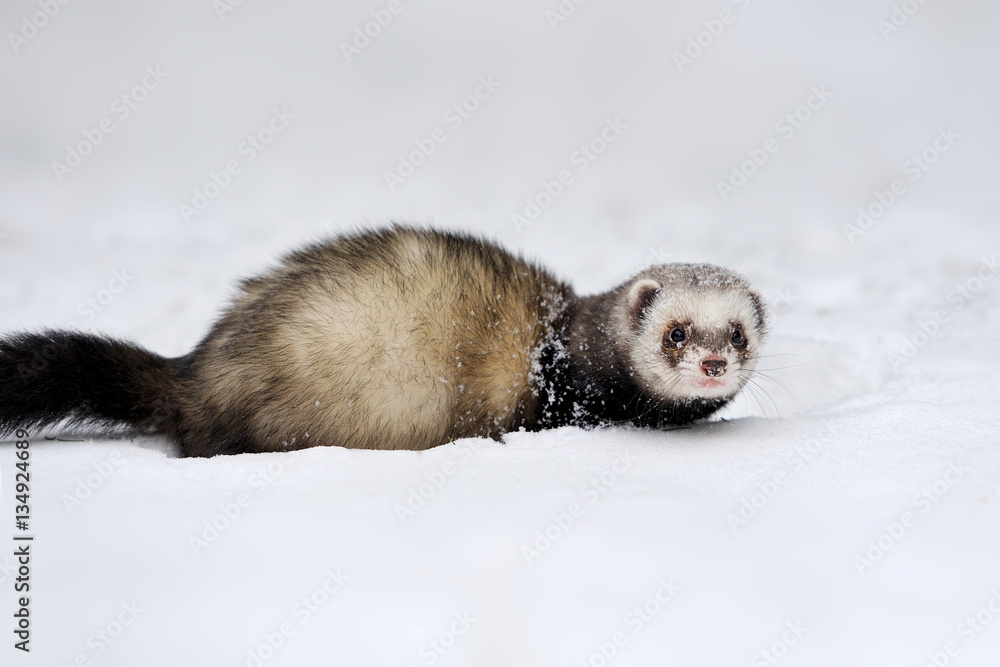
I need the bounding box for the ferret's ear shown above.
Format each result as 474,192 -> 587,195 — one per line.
747,288 -> 768,335
627,279 -> 661,326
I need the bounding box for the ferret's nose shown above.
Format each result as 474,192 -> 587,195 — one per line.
701,358 -> 727,377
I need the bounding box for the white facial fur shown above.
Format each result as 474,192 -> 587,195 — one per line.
625,265 -> 766,402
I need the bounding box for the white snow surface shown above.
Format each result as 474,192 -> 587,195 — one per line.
1,1 -> 1000,665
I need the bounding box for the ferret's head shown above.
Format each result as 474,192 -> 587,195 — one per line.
624,263 -> 767,402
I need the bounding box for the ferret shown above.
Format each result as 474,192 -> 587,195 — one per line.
0,225 -> 767,456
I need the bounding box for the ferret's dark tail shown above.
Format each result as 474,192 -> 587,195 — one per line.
0,330 -> 186,439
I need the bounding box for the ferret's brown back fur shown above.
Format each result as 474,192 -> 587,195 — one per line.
177,226 -> 572,454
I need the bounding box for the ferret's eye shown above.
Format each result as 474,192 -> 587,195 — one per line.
731,327 -> 744,346
668,328 -> 686,343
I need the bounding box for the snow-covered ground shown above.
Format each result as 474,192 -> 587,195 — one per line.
2,1 -> 999,665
